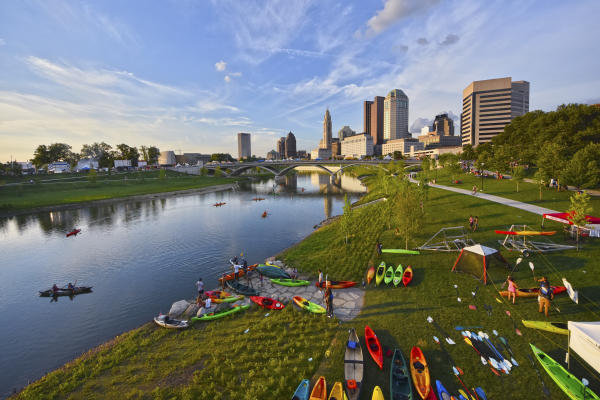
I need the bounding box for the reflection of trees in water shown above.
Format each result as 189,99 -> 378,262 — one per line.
36,210 -> 81,234
324,196 -> 332,218
0,216 -> 7,233
123,202 -> 144,224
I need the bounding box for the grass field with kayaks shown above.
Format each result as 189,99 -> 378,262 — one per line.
13,166 -> 600,399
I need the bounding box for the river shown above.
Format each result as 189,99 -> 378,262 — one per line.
0,172 -> 365,398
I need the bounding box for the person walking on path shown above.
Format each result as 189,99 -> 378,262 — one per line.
324,286 -> 333,317
537,276 -> 554,317
473,216 -> 479,232
503,275 -> 519,304
472,185 -> 478,196
195,278 -> 204,297
468,215 -> 474,231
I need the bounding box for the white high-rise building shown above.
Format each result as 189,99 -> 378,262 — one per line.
383,89 -> 409,141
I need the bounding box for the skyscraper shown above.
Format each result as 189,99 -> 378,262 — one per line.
237,132 -> 251,160
320,109 -> 332,150
277,137 -> 286,159
461,77 -> 529,146
363,100 -> 373,136
384,89 -> 409,141
431,114 -> 455,136
285,131 -> 296,158
369,96 -> 385,145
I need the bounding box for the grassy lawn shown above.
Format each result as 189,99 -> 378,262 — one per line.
13,168 -> 600,399
0,170 -> 237,212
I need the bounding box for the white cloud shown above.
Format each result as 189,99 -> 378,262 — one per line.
367,0 -> 441,35
229,72 -> 242,77
215,60 -> 227,71
0,38 -> 5,46
224,75 -> 231,83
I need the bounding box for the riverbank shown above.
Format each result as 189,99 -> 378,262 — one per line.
12,167 -> 600,399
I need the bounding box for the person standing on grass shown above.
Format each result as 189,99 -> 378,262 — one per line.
537,277 -> 554,317
473,216 -> 479,232
468,215 -> 474,231
504,275 -> 519,304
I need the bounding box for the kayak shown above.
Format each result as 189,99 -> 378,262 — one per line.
328,382 -> 344,400
403,266 -> 414,287
522,320 -> 568,335
495,230 -> 556,236
436,380 -> 452,400
344,328 -> 363,400
375,262 -> 386,286
250,296 -> 285,310
316,280 -> 357,289
372,386 -> 384,400
154,315 -> 188,329
475,388 -> 487,400
271,278 -> 310,287
393,264 -> 404,287
205,290 -> 244,303
365,325 -> 383,369
384,265 -> 394,285
191,304 -> 250,322
391,348 -> 413,400
382,249 -> 420,255
213,202 -> 226,207
218,263 -> 258,283
256,264 -> 291,279
293,296 -> 326,314
410,346 -> 431,399
66,229 -> 81,237
530,343 -> 600,400
426,387 -> 438,400
310,376 -> 327,400
366,266 -> 375,285
39,286 -> 92,297
226,280 -> 259,296
292,379 -> 310,400
499,285 -> 566,298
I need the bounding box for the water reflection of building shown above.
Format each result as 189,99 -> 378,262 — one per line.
284,174 -> 297,190
324,195 -> 332,218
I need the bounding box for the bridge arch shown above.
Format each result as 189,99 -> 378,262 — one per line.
277,164 -> 335,177
228,164 -> 280,176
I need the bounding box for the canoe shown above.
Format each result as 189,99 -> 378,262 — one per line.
375,262 -> 386,286
366,266 -> 375,285
292,379 -> 310,400
191,304 -> 250,322
522,320 -> 568,335
328,382 -> 344,400
382,249 -> 420,255
410,346 -> 431,399
530,344 -> 600,400
499,285 -> 566,298
365,325 -> 383,369
403,266 -> 414,287
226,280 -> 259,296
271,278 -> 310,287
393,264 -> 404,287
391,348 -> 413,400
310,376 -> 327,400
205,290 -> 244,303
250,296 -> 285,310
293,296 -> 326,314
66,229 -> 81,237
39,286 -> 92,297
372,386 -> 384,400
384,265 -> 394,285
495,230 -> 556,236
316,280 -> 357,289
256,264 -> 291,279
154,315 -> 188,329
344,328 -> 364,400
436,380 -> 452,400
218,263 -> 258,283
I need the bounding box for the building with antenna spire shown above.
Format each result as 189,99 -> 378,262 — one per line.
311,109 -> 333,159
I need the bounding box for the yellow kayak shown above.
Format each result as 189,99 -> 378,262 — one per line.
328,382 -> 346,400
372,386 -> 384,400
522,320 -> 568,335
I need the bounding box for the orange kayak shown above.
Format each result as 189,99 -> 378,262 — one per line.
366,266 -> 375,285
495,230 -> 556,236
410,346 -> 430,399
310,376 -> 327,400
402,266 -> 413,287
218,264 -> 258,283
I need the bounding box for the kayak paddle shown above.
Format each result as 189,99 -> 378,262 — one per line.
455,325 -> 483,331
527,353 -> 551,398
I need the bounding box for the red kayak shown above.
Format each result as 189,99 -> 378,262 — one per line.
499,285 -> 566,298
402,266 -> 413,287
366,266 -> 375,285
66,229 -> 81,237
249,296 -> 285,310
365,325 -> 383,369
495,230 -> 556,236
315,280 -> 357,289
218,264 -> 258,283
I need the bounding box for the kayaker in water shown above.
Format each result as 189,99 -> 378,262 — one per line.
537,276 -> 554,317
67,282 -> 74,291
52,284 -> 59,294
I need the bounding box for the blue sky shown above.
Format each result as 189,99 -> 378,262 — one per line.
1,0 -> 599,161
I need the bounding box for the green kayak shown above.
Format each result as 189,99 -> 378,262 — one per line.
270,278 -> 310,287
522,320 -> 568,335
226,280 -> 259,296
382,249 -> 420,255
191,304 -> 250,322
256,265 -> 291,279
293,296 -> 326,314
393,264 -> 404,287
384,265 -> 394,285
530,344 -> 600,400
376,262 -> 386,286
390,348 -> 412,400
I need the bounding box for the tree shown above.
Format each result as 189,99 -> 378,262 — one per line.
560,143 -> 600,189
416,173 -> 429,210
48,143 -> 73,163
116,144 -> 140,166
211,153 -> 234,162
460,144 -> 477,161
536,142 -> 566,185
392,180 -> 425,249
568,192 -> 592,250
139,145 -> 149,161
393,151 -> 403,160
214,166 -> 223,177
148,146 -> 160,165
81,142 -> 113,169
421,157 -> 431,178
87,168 -> 97,183
32,145 -> 51,168
533,169 -> 547,201
341,194 -> 353,244
511,166 -> 525,192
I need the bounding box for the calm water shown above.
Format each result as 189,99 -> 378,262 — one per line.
0,172 -> 365,397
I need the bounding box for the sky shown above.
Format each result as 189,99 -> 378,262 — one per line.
1,0 -> 599,161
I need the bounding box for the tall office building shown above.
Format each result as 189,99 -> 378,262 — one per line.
285,131 -> 297,158
237,132 -> 251,160
461,77 -> 529,146
363,100 -> 373,136
384,89 -> 409,141
431,113 -> 454,136
366,96 -> 385,145
338,126 -> 355,141
277,137 -> 286,159
320,109 -> 332,150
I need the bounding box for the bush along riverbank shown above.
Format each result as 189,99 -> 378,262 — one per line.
14,165 -> 600,399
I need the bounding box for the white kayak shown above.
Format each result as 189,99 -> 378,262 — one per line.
154,315 -> 188,329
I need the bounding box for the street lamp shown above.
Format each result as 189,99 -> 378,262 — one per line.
480,163 -> 484,192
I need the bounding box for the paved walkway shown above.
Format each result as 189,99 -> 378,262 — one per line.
410,178 -> 558,215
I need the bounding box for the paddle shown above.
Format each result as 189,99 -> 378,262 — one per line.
496,337 -> 518,367
529,261 -> 536,281
433,336 -> 463,375
527,353 -> 551,398
455,325 -> 483,331
427,316 -> 455,344
582,378 -> 589,400
478,331 -> 512,371
453,366 -> 475,399
471,285 -> 479,300
453,284 -> 461,302
462,332 -> 504,375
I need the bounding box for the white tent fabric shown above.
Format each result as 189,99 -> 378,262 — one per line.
462,244 -> 498,256
568,321 -> 600,374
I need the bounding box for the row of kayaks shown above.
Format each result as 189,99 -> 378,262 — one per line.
366,262 -> 413,287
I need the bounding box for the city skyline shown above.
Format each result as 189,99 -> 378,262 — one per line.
1,0 -> 600,161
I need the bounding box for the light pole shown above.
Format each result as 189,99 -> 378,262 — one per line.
480,163 -> 484,192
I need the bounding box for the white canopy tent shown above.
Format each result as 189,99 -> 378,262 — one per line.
568,321 -> 600,374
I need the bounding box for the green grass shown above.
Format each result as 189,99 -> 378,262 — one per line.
0,170 -> 237,212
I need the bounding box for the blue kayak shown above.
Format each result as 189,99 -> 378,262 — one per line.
475,387 -> 488,400
292,379 -> 310,400
436,380 -> 452,400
